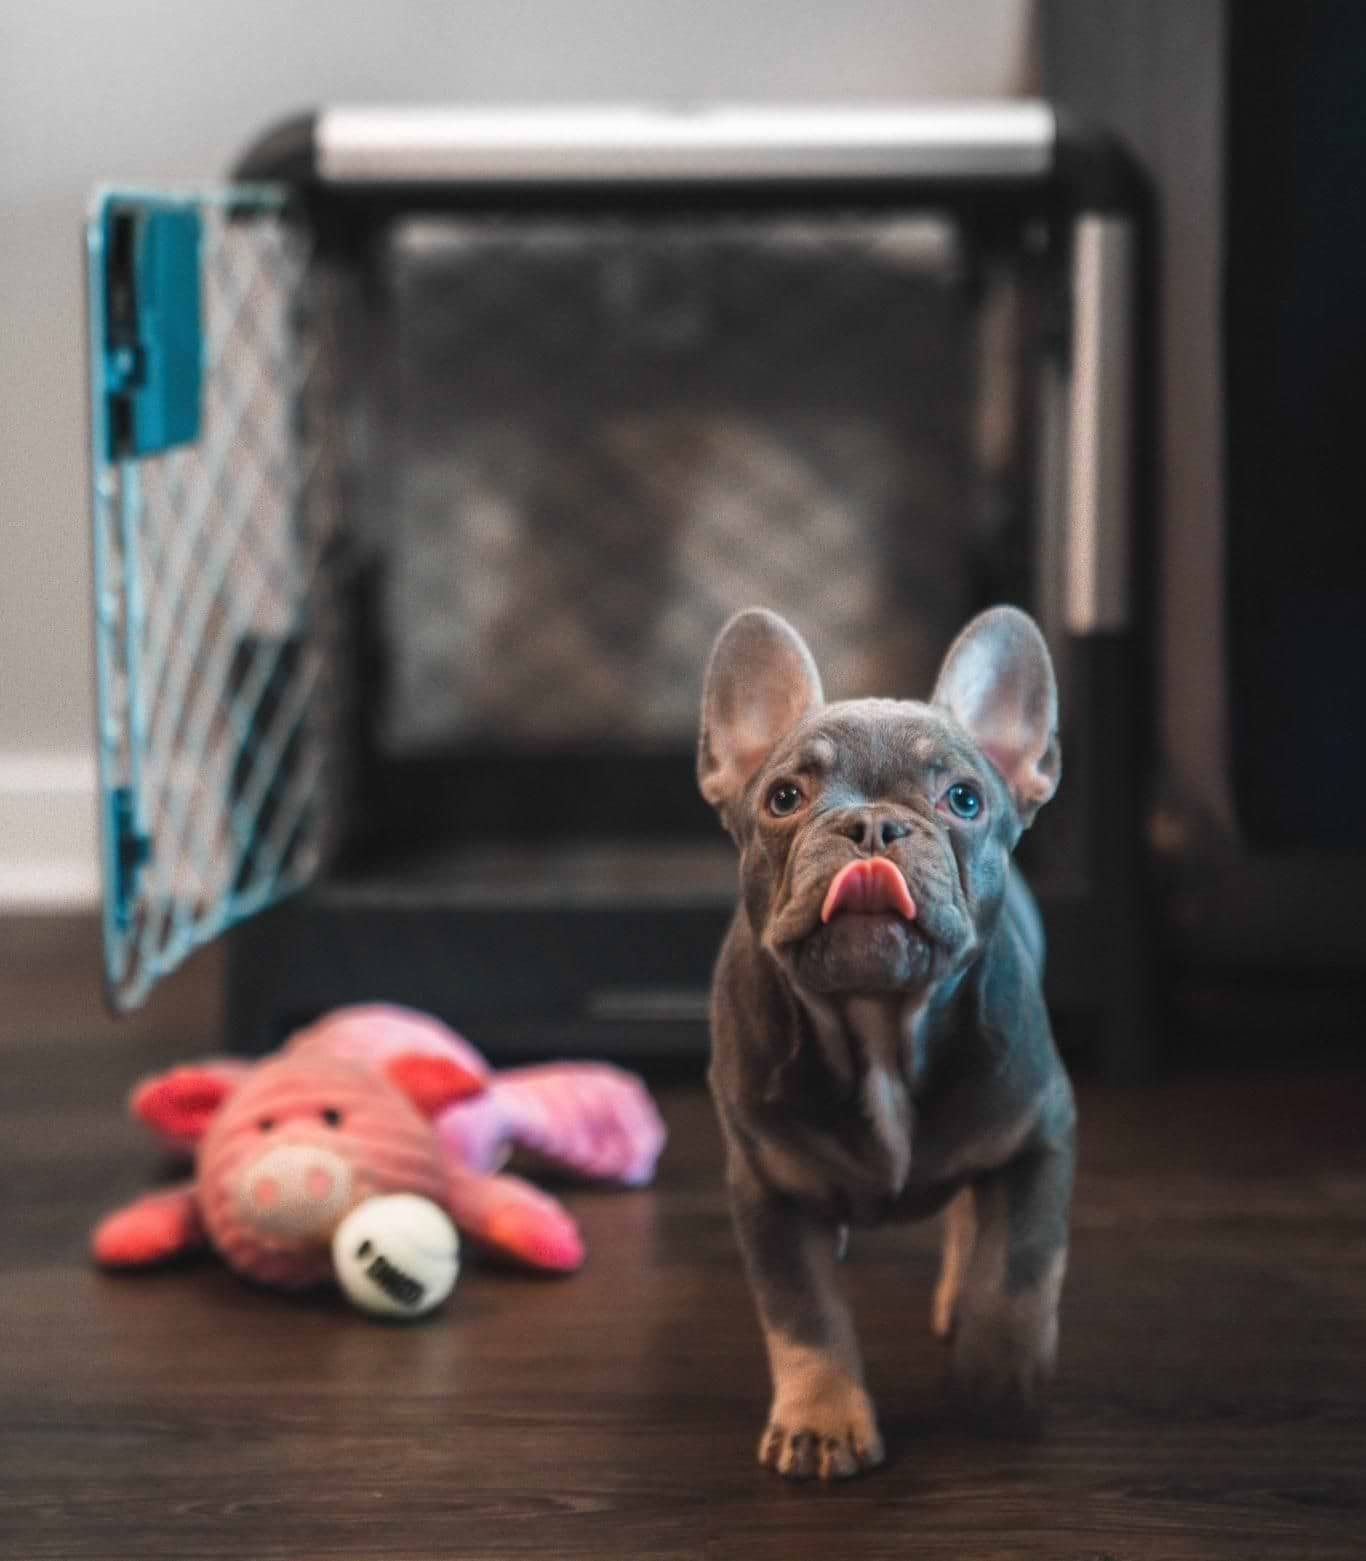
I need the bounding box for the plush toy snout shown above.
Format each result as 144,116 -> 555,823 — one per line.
236,1142 -> 355,1239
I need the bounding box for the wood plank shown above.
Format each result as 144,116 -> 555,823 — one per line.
2,1019 -> 1364,1559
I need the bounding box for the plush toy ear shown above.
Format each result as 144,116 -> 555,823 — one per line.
386,1053 -> 487,1118
91,1184 -> 207,1268
698,608 -> 824,828
130,1061 -> 250,1153
932,605 -> 1061,827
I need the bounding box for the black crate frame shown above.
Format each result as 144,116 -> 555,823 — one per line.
185,106 -> 1149,1075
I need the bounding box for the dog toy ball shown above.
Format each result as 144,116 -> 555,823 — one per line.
332,1194 -> 460,1319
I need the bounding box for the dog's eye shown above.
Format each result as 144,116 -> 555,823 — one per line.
320,1107 -> 343,1128
768,782 -> 804,818
258,1117 -> 275,1133
946,783 -> 983,820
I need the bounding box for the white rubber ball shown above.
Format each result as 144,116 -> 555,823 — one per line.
332,1194 -> 460,1320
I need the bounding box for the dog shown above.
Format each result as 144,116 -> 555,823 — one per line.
698,604 -> 1075,1480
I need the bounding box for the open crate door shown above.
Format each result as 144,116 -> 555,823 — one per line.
87,187 -> 342,1009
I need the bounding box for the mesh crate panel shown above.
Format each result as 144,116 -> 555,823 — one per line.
367,213 -> 1004,754
92,196 -> 342,1007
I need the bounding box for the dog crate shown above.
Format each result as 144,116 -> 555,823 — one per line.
87,105 -> 1149,1075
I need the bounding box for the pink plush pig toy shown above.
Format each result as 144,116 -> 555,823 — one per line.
93,1005 -> 666,1294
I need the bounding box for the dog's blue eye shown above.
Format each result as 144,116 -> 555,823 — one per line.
946,783 -> 982,820
768,783 -> 803,817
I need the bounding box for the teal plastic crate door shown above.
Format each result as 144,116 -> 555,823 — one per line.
87,188 -> 340,1009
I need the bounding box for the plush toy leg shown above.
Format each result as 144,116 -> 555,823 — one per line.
467,1064 -> 667,1186
92,1183 -> 207,1268
444,1165 -> 585,1272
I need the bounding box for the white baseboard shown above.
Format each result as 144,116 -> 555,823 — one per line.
0,753 -> 101,909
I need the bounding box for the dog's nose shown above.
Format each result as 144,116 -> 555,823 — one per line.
844,810 -> 912,852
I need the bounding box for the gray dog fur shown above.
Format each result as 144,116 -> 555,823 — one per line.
698,604 -> 1076,1481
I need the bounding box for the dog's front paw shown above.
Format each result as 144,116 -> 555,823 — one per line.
951,1343 -> 1049,1432
950,1293 -> 1058,1430
758,1386 -> 884,1480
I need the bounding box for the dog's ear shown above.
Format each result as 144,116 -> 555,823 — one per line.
698,609 -> 824,827
933,606 -> 1060,827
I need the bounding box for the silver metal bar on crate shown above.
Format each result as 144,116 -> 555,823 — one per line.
316,103 -> 1057,184
1065,214 -> 1134,634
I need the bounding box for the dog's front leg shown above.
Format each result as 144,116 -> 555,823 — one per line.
951,1134 -> 1073,1421
727,1159 -> 884,1480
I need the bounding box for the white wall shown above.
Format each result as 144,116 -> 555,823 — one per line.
0,0 -> 1029,906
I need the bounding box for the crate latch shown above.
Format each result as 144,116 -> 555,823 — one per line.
110,786 -> 152,930
103,207 -> 203,459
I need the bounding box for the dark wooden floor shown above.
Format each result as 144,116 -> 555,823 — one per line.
3,1009 -> 1366,1559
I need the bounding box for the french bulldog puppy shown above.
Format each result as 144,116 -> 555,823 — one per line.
699,605 -> 1075,1481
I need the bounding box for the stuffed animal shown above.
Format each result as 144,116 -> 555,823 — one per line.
92,1004 -> 667,1296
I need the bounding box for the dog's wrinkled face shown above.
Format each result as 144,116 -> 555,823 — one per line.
699,607 -> 1060,1000
737,700 -> 1014,994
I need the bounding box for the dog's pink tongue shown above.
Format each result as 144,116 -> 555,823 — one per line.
820,858 -> 917,924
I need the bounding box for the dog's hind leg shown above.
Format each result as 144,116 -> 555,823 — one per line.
931,1187 -> 976,1340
